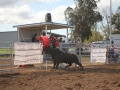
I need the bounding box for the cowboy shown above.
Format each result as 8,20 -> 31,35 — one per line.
37,32 -> 50,50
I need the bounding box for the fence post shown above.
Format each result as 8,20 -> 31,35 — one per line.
90,44 -> 92,65
76,37 -> 82,63
10,41 -> 14,74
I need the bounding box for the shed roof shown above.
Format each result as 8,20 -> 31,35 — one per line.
13,22 -> 74,30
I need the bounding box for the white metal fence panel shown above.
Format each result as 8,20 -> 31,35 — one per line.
0,41 -> 13,74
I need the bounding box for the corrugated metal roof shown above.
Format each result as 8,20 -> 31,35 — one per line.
13,22 -> 74,30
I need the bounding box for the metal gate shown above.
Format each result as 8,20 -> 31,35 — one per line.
0,41 -> 13,74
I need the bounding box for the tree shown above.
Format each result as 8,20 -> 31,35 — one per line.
64,0 -> 102,42
100,7 -> 110,40
112,6 -> 120,34
84,29 -> 103,43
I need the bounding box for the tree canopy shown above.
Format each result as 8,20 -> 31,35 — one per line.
64,0 -> 102,42
84,28 -> 103,43
100,7 -> 110,40
112,6 -> 120,34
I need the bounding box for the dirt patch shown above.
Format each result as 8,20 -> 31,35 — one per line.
0,62 -> 120,90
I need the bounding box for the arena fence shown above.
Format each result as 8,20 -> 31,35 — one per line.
77,41 -> 120,65
82,43 -> 120,64
75,42 -> 106,65
1,41 -> 120,74
13,42 -> 79,70
15,42 -> 120,71
0,41 -> 14,74
43,42 -> 119,69
20,41 -> 120,70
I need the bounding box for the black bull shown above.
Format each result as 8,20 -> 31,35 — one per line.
44,46 -> 84,70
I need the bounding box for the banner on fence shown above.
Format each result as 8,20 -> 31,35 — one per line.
14,42 -> 43,65
90,48 -> 106,63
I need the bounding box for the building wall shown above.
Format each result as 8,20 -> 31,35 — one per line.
0,31 -> 18,42
0,31 -> 18,47
19,29 -> 41,42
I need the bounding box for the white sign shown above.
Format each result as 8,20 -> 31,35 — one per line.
14,42 -> 43,65
91,48 -> 106,63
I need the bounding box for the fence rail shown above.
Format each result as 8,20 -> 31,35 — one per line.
1,41 -> 120,74
0,41 -> 13,74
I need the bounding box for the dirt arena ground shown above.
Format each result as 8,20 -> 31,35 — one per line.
0,59 -> 120,90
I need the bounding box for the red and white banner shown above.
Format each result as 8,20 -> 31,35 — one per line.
14,42 -> 43,65
90,48 -> 106,63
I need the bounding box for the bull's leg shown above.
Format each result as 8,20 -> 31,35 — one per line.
53,62 -> 56,70
73,54 -> 84,70
76,62 -> 84,70
65,63 -> 72,69
55,63 -> 60,70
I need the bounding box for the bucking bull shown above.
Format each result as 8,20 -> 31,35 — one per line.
44,46 -> 84,70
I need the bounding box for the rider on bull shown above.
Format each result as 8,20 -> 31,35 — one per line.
37,31 -> 50,50
37,32 -> 59,50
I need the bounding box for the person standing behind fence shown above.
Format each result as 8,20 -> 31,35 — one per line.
108,45 -> 115,63
32,33 -> 39,42
37,32 -> 50,50
112,46 -> 119,63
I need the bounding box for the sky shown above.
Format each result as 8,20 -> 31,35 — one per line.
0,0 -> 120,36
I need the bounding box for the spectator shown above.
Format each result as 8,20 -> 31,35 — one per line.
108,45 -> 115,63
113,46 -> 119,62
32,33 -> 38,42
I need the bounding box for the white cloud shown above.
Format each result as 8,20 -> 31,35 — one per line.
0,0 -> 18,7
97,0 -> 120,13
0,3 -> 71,24
0,0 -> 67,25
0,0 -> 58,8
0,0 -> 120,26
51,5 -> 67,22
30,4 -> 75,23
0,5 -> 34,24
36,0 -> 60,3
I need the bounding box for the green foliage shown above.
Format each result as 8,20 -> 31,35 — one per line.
84,29 -> 103,43
64,0 -> 102,42
112,6 -> 120,34
101,25 -> 110,40
100,7 -> 110,40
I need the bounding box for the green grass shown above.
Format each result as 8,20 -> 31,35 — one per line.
0,48 -> 14,54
